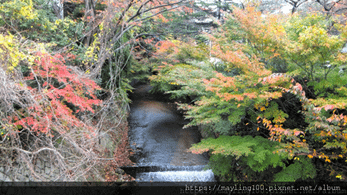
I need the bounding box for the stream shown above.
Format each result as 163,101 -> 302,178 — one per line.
126,84 -> 215,183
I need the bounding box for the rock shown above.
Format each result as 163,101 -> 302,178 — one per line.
191,18 -> 214,24
339,65 -> 347,74
342,43 -> 347,53
209,57 -> 223,65
115,168 -> 124,175
136,144 -> 143,150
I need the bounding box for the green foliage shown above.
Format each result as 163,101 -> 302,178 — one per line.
191,135 -> 288,181
284,13 -> 347,83
176,43 -> 210,62
273,157 -> 316,182
310,71 -> 347,101
192,135 -> 317,182
149,61 -> 216,101
0,0 -> 85,49
153,5 -> 212,40
219,14 -> 244,42
41,18 -> 84,47
127,59 -> 151,83
207,154 -> 235,181
264,56 -> 288,73
192,135 -> 277,158
100,31 -> 134,107
285,13 -> 330,42
263,101 -> 288,124
0,0 -> 37,26
213,120 -> 234,135
181,93 -> 248,134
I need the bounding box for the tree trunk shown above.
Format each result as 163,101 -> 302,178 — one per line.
52,0 -> 64,19
83,0 -> 96,47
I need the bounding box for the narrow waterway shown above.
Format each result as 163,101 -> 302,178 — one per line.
127,84 -> 215,182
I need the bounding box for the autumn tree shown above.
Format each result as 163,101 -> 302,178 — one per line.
150,4 -> 347,181
0,0 -> 193,181
0,44 -> 108,180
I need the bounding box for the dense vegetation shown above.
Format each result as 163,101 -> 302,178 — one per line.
149,2 -> 347,181
0,0 -> 190,181
2,0 -> 347,182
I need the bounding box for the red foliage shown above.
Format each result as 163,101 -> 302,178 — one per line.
13,52 -> 102,137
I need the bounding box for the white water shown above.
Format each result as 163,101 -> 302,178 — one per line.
136,170 -> 215,182
134,165 -> 215,182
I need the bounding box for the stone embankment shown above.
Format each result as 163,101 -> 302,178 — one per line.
0,150 -> 68,181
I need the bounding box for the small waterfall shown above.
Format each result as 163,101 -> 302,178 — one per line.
123,165 -> 215,182
137,169 -> 215,182
137,170 -> 215,182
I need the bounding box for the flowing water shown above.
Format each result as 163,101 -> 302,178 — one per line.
126,84 -> 215,182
